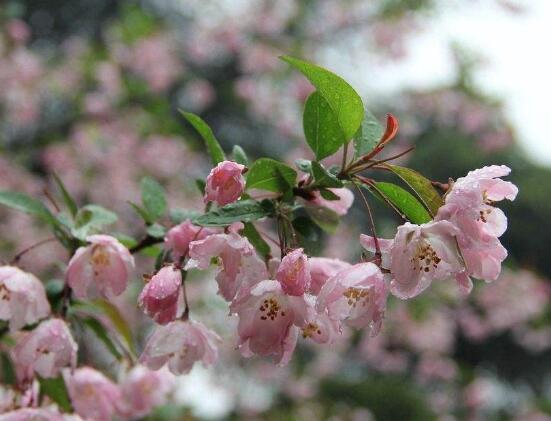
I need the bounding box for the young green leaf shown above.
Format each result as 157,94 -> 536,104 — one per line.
0,191 -> 56,225
128,201 -> 152,224
38,375 -> 72,412
311,161 -> 344,188
303,91 -> 347,160
354,109 -> 384,157
72,205 -> 118,240
194,200 -> 273,227
52,174 -> 78,217
146,223 -> 166,239
180,111 -> 225,165
373,182 -> 432,224
304,203 -> 340,233
386,165 -> 443,216
281,55 -> 364,140
245,158 -> 297,193
241,222 -> 271,259
140,176 -> 167,221
295,159 -> 313,173
232,145 -> 249,166
80,317 -> 123,360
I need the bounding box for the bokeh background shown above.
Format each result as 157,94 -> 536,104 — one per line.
1,0 -> 550,419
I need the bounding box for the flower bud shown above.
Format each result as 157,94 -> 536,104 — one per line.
164,220 -> 215,261
276,248 -> 310,296
204,160 -> 245,206
138,265 -> 182,325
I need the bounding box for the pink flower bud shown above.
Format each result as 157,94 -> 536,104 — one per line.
204,160 -> 245,206
164,220 -> 215,261
140,320 -> 221,375
65,235 -> 135,300
308,257 -> 351,295
0,266 -> 50,331
64,367 -> 121,421
316,262 -> 387,335
138,265 -> 182,325
13,319 -> 77,381
276,248 -> 311,296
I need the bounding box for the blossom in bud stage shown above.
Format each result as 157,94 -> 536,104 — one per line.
316,263 -> 387,334
140,320 -> 221,375
0,408 -> 64,421
0,266 -> 50,331
64,367 -> 121,421
361,221 -> 464,299
276,248 -> 311,296
308,257 -> 351,295
13,319 -> 77,381
138,265 -> 183,325
309,187 -> 354,216
234,280 -> 308,365
164,220 -> 216,261
65,235 -> 135,300
185,222 -> 268,303
204,160 -> 245,206
118,365 -> 174,419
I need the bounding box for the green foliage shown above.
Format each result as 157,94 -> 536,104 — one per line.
354,109 -> 384,157
0,191 -> 56,225
305,203 -> 340,233
180,111 -> 226,165
79,317 -> 123,360
232,145 -> 249,166
311,161 -> 344,189
72,205 -> 118,240
195,200 -> 274,227
52,174 -> 78,218
241,222 -> 271,259
372,182 -> 432,224
38,375 -> 72,412
140,176 -> 167,221
246,158 -> 297,193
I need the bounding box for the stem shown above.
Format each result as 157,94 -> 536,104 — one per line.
341,141 -> 349,172
10,237 -> 57,265
43,188 -> 61,213
129,236 -> 163,254
180,269 -> 189,321
353,182 -> 381,264
355,175 -> 406,222
350,146 -> 415,174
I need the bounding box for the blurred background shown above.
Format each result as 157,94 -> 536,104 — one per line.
1,0 -> 550,419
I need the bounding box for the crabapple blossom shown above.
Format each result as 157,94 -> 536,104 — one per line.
138,265 -> 183,325
204,160 -> 246,206
185,222 -> 268,303
65,235 -> 135,300
0,408 -> 64,421
234,280 -> 308,365
139,320 -> 221,375
118,365 -> 175,419
64,367 -> 121,421
300,296 -> 340,344
276,248 -> 311,296
164,219 -> 216,261
316,262 -> 387,334
309,187 -> 354,216
12,319 -> 77,381
0,266 -> 50,331
308,257 -> 351,295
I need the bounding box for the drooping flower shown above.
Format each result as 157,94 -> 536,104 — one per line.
164,220 -> 216,261
299,296 -> 340,344
64,367 -> 121,421
0,266 -> 50,331
316,262 -> 387,334
0,408 -> 64,421
139,320 -> 221,375
276,248 -> 310,296
118,365 -> 174,419
234,280 -> 307,365
65,235 -> 135,300
309,187 -> 354,216
204,160 -> 245,206
308,257 -> 351,295
13,319 -> 77,381
138,265 -> 183,325
185,222 -> 268,303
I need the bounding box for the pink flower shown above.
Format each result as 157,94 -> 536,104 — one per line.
300,297 -> 340,344
234,280 -> 307,365
361,221 -> 464,299
118,365 -> 174,419
0,266 -> 50,331
316,263 -> 387,334
65,235 -> 135,300
309,187 -> 354,216
308,257 -> 351,295
185,223 -> 268,303
64,367 -> 121,421
276,248 -> 311,296
139,320 -> 221,375
0,408 -> 63,420
13,319 -> 77,381
164,220 -> 215,261
138,265 -> 183,325
204,160 -> 245,206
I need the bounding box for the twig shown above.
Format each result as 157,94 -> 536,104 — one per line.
10,237 -> 57,265
353,182 -> 381,264
129,236 -> 163,254
43,188 -> 60,213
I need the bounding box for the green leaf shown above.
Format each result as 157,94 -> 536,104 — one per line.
246,158 -> 297,193
195,179 -> 206,195
38,375 -> 72,412
72,205 -> 118,240
140,176 -> 167,221
52,174 -> 78,218
303,91 -> 347,160
386,165 -> 443,217
232,145 -> 249,166
146,223 -> 166,239
281,55 -> 364,140
304,204 -> 340,233
241,222 -> 271,259
311,161 -> 343,188
0,191 -> 56,225
170,208 -> 201,224
373,182 -> 431,224
180,111 -> 225,165
295,159 -> 312,173
354,109 -> 384,157
1,352 -> 16,385
80,317 -> 123,360
194,200 -> 273,227
128,201 -> 152,224
319,189 -> 340,201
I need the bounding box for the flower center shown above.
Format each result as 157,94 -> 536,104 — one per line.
258,297 -> 285,321
302,322 -> 322,338
478,208 -> 492,223
412,241 -> 441,273
91,245 -> 111,268
343,287 -> 370,307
